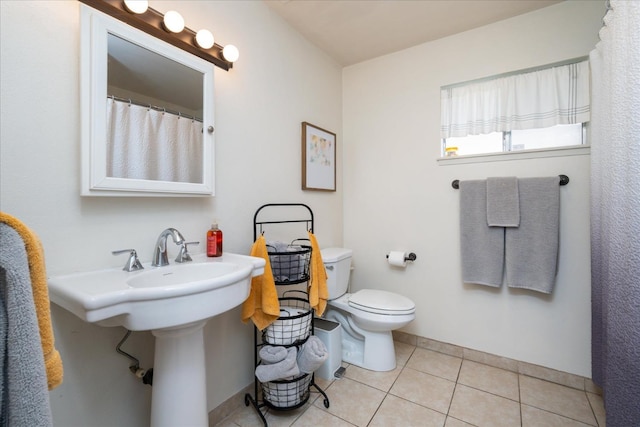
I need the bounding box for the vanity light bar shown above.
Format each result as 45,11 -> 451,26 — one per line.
78,0 -> 234,71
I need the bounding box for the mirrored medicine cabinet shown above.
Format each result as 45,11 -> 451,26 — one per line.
80,4 -> 215,196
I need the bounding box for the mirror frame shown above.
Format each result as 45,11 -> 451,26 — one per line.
80,4 -> 215,197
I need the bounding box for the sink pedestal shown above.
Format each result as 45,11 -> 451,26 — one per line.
151,321 -> 208,427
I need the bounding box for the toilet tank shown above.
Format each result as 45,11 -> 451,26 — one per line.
320,248 -> 353,299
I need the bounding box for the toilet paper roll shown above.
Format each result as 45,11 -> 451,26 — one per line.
388,251 -> 407,267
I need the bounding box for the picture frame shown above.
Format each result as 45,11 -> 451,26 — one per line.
301,122 -> 336,191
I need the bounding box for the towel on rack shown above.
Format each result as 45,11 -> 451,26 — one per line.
487,177 -> 520,227
267,241 -> 305,282
241,235 -> 280,330
297,336 -> 328,374
459,180 -> 505,287
0,212 -> 63,390
255,346 -> 300,383
505,177 -> 560,293
0,223 -> 53,426
307,231 -> 328,316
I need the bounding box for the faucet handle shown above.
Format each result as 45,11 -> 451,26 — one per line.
112,249 -> 144,272
175,241 -> 199,263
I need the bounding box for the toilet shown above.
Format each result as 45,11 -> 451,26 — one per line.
321,248 -> 415,372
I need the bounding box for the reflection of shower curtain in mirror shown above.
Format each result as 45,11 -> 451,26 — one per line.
107,99 -> 203,183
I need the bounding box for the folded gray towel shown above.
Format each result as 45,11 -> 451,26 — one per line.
297,336 -> 328,374
459,180 -> 505,287
505,177 -> 559,293
255,347 -> 299,382
487,177 -> 520,227
259,345 -> 288,364
267,241 -> 305,282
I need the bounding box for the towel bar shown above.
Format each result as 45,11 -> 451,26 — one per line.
451,175 -> 569,189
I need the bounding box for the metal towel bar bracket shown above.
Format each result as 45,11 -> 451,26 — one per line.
451,174 -> 569,189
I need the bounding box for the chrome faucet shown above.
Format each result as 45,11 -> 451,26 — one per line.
152,228 -> 186,267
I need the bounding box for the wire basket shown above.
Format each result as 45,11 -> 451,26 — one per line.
267,241 -> 311,284
263,294 -> 312,346
261,373 -> 312,410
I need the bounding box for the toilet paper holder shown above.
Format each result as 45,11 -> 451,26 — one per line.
386,252 -> 417,262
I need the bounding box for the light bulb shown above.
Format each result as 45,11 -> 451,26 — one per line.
222,44 -> 239,62
195,29 -> 215,49
163,11 -> 184,33
123,0 -> 148,14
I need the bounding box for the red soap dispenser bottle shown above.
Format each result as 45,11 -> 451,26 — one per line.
207,222 -> 223,257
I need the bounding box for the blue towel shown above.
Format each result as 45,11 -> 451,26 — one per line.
459,180 -> 504,287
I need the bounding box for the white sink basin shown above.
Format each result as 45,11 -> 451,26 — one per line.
48,252 -> 265,331
49,250 -> 265,427
127,262 -> 240,289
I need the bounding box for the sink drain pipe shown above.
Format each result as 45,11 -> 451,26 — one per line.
116,329 -> 153,386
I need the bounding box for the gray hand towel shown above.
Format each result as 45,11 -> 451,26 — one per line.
505,177 -> 560,293
487,177 -> 520,227
259,345 -> 288,364
255,347 -> 300,382
297,336 -> 328,374
459,180 -> 505,287
267,241 -> 304,282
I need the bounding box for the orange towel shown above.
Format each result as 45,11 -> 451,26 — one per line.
0,212 -> 63,390
241,235 -> 280,330
307,231 -> 328,316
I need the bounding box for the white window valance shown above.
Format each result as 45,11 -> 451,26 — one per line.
440,60 -> 590,139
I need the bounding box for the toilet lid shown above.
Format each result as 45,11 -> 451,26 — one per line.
349,289 -> 415,315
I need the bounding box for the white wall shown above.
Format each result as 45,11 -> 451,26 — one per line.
0,1 -> 342,425
343,1 -> 603,378
0,0 -> 606,424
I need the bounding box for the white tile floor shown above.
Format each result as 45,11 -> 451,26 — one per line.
217,342 -> 606,427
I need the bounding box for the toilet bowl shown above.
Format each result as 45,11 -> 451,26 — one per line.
321,248 -> 415,372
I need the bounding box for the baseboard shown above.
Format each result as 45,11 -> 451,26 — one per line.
392,330 -> 602,394
208,384 -> 253,426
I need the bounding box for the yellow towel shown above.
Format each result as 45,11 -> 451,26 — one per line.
0,212 -> 64,390
241,235 -> 280,330
307,231 -> 328,316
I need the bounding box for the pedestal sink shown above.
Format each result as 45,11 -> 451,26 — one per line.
48,252 -> 265,427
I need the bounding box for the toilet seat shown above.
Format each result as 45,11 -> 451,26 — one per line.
348,289 -> 415,316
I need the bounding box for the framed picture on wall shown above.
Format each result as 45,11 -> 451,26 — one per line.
301,122 -> 336,191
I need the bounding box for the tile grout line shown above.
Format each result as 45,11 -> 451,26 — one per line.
443,357 -> 464,418
585,390 -> 603,427
365,380 -> 391,427
521,401 -> 600,427
366,345 -> 415,425
518,373 -> 523,427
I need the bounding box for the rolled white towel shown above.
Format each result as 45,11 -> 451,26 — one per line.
297,336 -> 328,374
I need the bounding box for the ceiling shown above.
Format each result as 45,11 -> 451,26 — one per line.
264,0 -> 562,66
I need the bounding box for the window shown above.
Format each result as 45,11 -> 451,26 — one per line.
443,123 -> 586,157
440,58 -> 590,158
